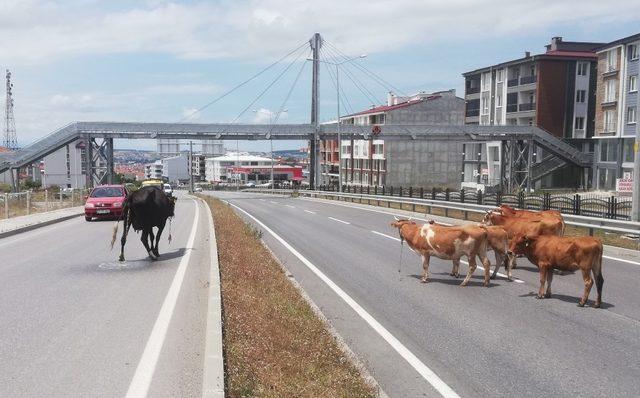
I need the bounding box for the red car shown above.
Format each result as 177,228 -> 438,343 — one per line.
84,185 -> 128,221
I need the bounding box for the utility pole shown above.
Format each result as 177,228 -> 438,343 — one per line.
4,69 -> 17,150
309,33 -> 321,189
632,100 -> 640,222
189,141 -> 194,194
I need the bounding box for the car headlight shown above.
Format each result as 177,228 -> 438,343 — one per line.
85,203 -> 95,208
113,202 -> 122,208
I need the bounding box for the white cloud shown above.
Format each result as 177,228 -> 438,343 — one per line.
1,0 -> 639,64
252,108 -> 289,123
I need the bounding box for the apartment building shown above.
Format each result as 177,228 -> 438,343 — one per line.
320,89 -> 465,189
593,33 -> 639,190
204,153 -> 273,183
42,139 -> 93,188
161,154 -> 189,183
144,160 -> 163,180
463,37 -> 603,189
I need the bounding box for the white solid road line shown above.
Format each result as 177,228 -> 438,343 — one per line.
370,230 -> 523,284
259,199 -> 265,202
603,255 -> 640,266
269,201 -> 278,204
285,204 -> 295,208
304,210 -> 316,214
125,200 -> 200,398
229,202 -> 460,398
328,216 -> 350,225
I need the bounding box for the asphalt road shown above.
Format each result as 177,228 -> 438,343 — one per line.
0,193 -> 211,398
207,191 -> 640,398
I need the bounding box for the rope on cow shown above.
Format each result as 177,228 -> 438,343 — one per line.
168,217 -> 173,245
398,234 -> 404,281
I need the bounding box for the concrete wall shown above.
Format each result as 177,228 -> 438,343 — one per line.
43,140 -> 86,189
386,95 -> 465,125
385,140 -> 463,189
162,154 -> 189,183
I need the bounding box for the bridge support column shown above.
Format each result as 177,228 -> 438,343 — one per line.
106,137 -> 114,184
85,136 -> 93,189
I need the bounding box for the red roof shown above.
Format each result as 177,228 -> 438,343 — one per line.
346,96 -> 441,117
544,50 -> 597,59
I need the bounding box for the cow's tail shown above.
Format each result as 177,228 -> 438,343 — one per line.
593,241 -> 604,303
110,202 -> 128,250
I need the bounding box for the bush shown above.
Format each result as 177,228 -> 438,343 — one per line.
0,183 -> 11,193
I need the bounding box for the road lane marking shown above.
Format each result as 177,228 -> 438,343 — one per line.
269,201 -> 278,204
304,210 -> 316,214
603,255 -> 640,266
328,216 -> 350,225
229,202 -> 460,398
259,199 -> 266,202
125,199 -> 200,398
370,230 -> 523,284
285,204 -> 295,209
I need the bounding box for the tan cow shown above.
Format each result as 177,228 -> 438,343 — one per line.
391,219 -> 492,287
509,234 -> 604,307
426,220 -> 515,281
497,205 -> 565,234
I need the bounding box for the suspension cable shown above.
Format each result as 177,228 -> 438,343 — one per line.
323,46 -> 382,105
321,50 -> 355,116
271,57 -> 308,128
179,41 -> 308,122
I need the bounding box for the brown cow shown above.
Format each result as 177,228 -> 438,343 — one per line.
509,234 -> 604,307
498,205 -> 565,234
427,220 -> 515,281
391,219 -> 492,287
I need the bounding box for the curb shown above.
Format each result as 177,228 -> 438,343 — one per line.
0,210 -> 83,239
199,197 -> 225,398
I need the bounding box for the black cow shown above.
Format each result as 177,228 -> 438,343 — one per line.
110,186 -> 175,261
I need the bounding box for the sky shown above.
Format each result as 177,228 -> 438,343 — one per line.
2,0 -> 640,152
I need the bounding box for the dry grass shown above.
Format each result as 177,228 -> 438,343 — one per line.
205,197 -> 377,398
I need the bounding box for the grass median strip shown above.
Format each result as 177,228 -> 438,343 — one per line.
204,197 -> 377,398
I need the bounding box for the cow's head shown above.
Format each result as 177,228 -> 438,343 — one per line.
390,217 -> 416,229
508,233 -> 536,256
482,209 -> 501,225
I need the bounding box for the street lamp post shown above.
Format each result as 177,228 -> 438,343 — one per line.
308,55 -> 366,192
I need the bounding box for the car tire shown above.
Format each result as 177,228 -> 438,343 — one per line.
85,216 -> 92,221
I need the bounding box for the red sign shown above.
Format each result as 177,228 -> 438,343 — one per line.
616,178 -> 633,192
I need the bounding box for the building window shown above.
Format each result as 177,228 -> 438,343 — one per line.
629,75 -> 638,92
606,49 -> 618,72
575,90 -> 586,103
604,79 -> 617,102
604,110 -> 616,132
628,107 -> 637,124
574,117 -> 585,130
481,72 -> 491,90
629,44 -> 639,60
496,94 -> 502,107
481,94 -> 490,114
597,168 -> 616,191
599,139 -> 618,162
577,62 -> 588,76
623,139 -> 635,163
496,69 -> 503,82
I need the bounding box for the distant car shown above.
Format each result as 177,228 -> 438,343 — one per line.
84,185 -> 127,221
141,179 -> 164,189
194,186 -> 203,192
244,181 -> 256,187
163,183 -> 173,197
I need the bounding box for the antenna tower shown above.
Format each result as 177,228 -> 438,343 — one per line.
4,69 -> 17,150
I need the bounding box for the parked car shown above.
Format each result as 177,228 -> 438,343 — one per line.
194,186 -> 203,192
84,185 -> 128,221
163,183 -> 173,197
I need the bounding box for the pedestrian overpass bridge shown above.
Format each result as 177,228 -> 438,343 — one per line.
0,121 -> 592,191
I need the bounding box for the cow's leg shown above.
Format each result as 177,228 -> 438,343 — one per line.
141,228 -> 157,260
544,270 -> 553,298
490,251 -> 501,279
152,220 -> 166,258
537,264 -> 549,299
148,228 -> 156,253
460,255 -> 477,287
450,258 -> 460,278
479,253 -> 491,287
578,268 -> 594,307
421,255 -> 431,283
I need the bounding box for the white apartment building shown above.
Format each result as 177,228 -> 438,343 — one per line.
162,154 -> 189,183
42,139 -> 89,188
205,153 -> 273,182
145,160 -> 163,180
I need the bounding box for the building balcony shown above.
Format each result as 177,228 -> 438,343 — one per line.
601,122 -> 617,134
466,87 -> 480,95
518,102 -> 536,111
506,103 -> 518,113
465,109 -> 480,117
507,78 -> 519,87
601,99 -> 617,107
602,66 -> 619,77
520,75 -> 537,85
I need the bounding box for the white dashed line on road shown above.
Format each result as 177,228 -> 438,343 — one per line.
328,217 -> 350,225
269,201 -> 278,204
285,204 -> 295,209
304,210 -> 316,214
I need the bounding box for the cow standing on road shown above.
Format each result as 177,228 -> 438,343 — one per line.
391,219 -> 492,287
110,186 -> 175,262
509,234 -> 604,307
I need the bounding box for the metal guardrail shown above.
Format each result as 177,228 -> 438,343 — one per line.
245,188 -> 640,237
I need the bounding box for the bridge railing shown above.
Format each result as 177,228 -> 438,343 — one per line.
244,188 -> 640,238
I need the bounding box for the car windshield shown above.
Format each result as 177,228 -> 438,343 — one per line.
90,187 -> 124,198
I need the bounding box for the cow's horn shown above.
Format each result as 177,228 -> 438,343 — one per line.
394,216 -> 400,221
